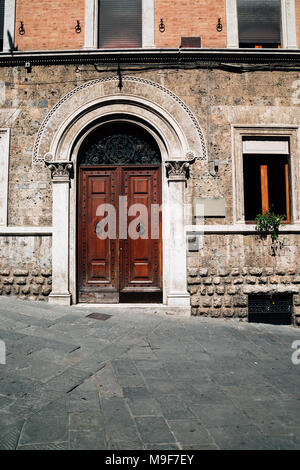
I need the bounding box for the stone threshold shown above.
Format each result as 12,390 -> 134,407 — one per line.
74,303 -> 191,317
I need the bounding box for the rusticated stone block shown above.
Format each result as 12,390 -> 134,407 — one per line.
200,287 -> 206,295
224,278 -> 232,284
213,277 -> 220,285
295,316 -> 300,326
31,270 -> 40,276
231,269 -> 240,277
3,277 -> 14,285
13,269 -> 29,276
31,285 -> 41,295
218,268 -> 230,277
199,268 -> 208,277
35,277 -> 45,285
292,277 -> 300,284
258,277 -> 268,284
191,307 -> 198,316
224,309 -> 234,317
213,297 -> 222,308
270,276 -> 280,284
216,286 -> 225,295
203,277 -> 212,285
191,295 -> 200,307
281,276 -> 291,285
233,278 -> 243,285
249,268 -> 262,276
188,277 -> 200,285
227,286 -> 237,295
246,277 -> 256,285
13,286 -> 20,295
224,296 -> 232,307
188,287 -> 198,294
0,269 -> 10,276
264,267 -> 274,276
242,268 -> 248,276
202,297 -> 212,307
207,287 -> 214,296
236,308 -> 248,318
189,268 -> 199,277
233,295 -> 248,307
197,308 -> 209,317
294,295 -> 300,307
4,287 -> 11,295
42,286 -> 52,296
211,310 -> 221,318
21,286 -> 30,295
276,268 -> 286,276
16,278 -> 27,285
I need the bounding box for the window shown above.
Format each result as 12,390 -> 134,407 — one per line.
242,138 -> 290,222
98,0 -> 142,48
233,127 -> 299,225
237,0 -> 281,48
0,0 -> 4,51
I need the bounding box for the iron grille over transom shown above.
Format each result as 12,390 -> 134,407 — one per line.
248,294 -> 293,325
99,0 -> 142,49
79,123 -> 161,165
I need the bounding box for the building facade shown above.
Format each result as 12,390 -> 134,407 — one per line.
0,0 -> 300,324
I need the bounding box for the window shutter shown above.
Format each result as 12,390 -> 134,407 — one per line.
0,0 -> 5,42
99,0 -> 142,49
237,0 -> 281,45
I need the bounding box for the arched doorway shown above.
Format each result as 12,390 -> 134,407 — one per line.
77,122 -> 163,303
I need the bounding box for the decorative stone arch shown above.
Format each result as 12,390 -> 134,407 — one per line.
39,76 -> 207,314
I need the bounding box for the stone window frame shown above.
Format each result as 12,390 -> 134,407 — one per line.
2,0 -> 16,52
0,129 -> 10,226
84,0 -> 155,49
232,126 -> 300,225
226,0 -> 298,49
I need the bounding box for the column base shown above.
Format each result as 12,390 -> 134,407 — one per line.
167,292 -> 191,316
48,293 -> 72,306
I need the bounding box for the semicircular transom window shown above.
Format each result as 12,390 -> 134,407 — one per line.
79,123 -> 161,165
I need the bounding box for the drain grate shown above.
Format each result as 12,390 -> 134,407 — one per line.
86,312 -> 112,321
248,294 -> 293,325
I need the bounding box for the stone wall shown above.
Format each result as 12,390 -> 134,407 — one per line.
0,236 -> 52,300
188,233 -> 300,325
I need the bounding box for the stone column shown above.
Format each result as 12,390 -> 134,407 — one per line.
46,161 -> 73,305
165,161 -> 191,316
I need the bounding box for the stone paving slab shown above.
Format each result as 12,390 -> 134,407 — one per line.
0,297 -> 299,450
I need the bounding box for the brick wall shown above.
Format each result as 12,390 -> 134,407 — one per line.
154,0 -> 227,48
15,0 -> 85,51
296,0 -> 300,47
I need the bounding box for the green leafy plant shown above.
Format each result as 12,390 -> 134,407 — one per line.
255,208 -> 285,241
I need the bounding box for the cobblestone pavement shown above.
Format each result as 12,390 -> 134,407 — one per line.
0,297 -> 299,450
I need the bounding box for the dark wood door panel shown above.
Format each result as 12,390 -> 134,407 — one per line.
120,167 -> 162,292
78,168 -> 119,302
78,165 -> 162,302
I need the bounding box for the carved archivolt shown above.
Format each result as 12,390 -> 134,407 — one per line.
33,75 -> 208,171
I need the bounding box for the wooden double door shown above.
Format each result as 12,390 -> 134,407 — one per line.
78,165 -> 162,303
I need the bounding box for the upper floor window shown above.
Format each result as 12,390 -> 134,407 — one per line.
237,0 -> 281,48
0,0 -> 5,51
98,0 -> 142,48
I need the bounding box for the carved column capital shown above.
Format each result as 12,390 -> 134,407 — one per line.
165,160 -> 191,182
45,161 -> 73,181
